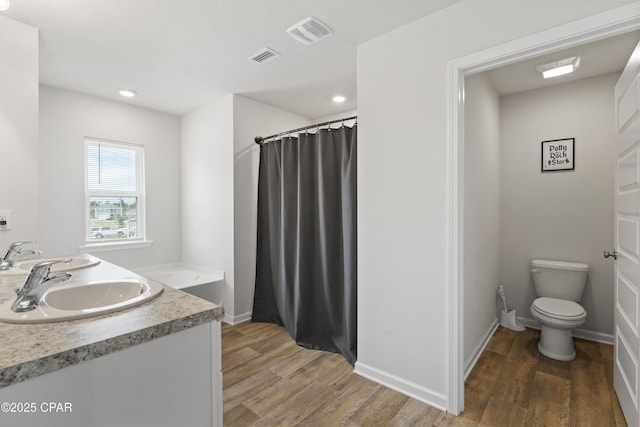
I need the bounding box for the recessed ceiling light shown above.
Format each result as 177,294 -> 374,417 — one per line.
332,95 -> 346,103
119,89 -> 137,97
536,56 -> 580,79
0,0 -> 10,11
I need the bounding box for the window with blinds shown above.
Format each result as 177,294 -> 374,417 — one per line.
85,138 -> 145,242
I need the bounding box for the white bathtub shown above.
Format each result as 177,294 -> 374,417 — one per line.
133,263 -> 224,306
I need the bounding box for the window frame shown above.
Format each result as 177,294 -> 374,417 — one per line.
84,137 -> 146,245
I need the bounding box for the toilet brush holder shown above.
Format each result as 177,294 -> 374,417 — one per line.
500,309 -> 525,331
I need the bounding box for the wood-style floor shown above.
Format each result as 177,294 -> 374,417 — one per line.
462,326 -> 626,427
222,322 -> 626,426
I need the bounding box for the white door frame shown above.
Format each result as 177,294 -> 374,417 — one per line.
446,4 -> 640,415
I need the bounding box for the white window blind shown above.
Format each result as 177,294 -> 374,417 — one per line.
87,143 -> 138,192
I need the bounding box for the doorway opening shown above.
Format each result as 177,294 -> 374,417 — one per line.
446,4 -> 640,416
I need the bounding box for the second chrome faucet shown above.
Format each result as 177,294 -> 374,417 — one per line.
11,259 -> 72,313
0,241 -> 41,271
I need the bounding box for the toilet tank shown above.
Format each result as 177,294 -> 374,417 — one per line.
530,259 -> 589,301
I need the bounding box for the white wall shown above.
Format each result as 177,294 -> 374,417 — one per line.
232,95 -> 310,323
500,73 -> 617,338
314,110 -> 358,123
0,17 -> 38,250
39,86 -> 182,268
181,95 -> 235,317
463,73 -> 501,371
356,0 -> 634,409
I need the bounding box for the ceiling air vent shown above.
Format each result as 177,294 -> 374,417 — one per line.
287,17 -> 332,45
249,47 -> 280,64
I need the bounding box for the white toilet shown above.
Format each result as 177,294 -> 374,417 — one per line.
529,259 -> 589,361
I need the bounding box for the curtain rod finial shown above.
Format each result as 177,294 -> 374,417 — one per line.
254,136 -> 263,145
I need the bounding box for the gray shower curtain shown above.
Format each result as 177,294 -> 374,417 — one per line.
252,124 -> 357,365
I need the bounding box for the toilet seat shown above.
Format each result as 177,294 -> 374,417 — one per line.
532,297 -> 585,320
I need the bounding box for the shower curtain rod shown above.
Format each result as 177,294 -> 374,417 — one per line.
254,115 -> 357,145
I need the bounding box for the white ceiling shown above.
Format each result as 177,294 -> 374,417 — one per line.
486,30 -> 640,96
2,0 -> 461,118
4,2 -> 638,118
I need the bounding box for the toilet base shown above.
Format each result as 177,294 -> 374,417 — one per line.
538,325 -> 576,361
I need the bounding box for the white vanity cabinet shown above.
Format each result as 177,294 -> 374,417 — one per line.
0,320 -> 223,427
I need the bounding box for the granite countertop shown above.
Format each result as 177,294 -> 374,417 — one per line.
0,256 -> 224,389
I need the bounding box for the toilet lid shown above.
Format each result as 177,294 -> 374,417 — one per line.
532,297 -> 585,318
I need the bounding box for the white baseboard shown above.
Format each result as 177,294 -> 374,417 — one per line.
464,319 -> 499,380
223,311 -> 252,325
517,316 -> 614,345
354,362 -> 447,411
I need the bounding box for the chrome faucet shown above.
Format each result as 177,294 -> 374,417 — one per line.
0,241 -> 41,270
11,259 -> 72,313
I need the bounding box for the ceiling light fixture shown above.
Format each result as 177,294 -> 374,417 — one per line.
332,95 -> 346,103
119,89 -> 137,98
0,0 -> 10,11
287,17 -> 332,44
536,56 -> 580,79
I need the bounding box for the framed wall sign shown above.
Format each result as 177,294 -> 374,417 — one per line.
541,138 -> 574,172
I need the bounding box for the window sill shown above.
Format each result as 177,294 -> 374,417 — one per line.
79,240 -> 154,253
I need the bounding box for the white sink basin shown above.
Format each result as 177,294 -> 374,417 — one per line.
0,255 -> 101,276
0,280 -> 164,323
14,255 -> 101,273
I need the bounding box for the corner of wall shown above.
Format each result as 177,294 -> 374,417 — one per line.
180,95 -> 235,316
